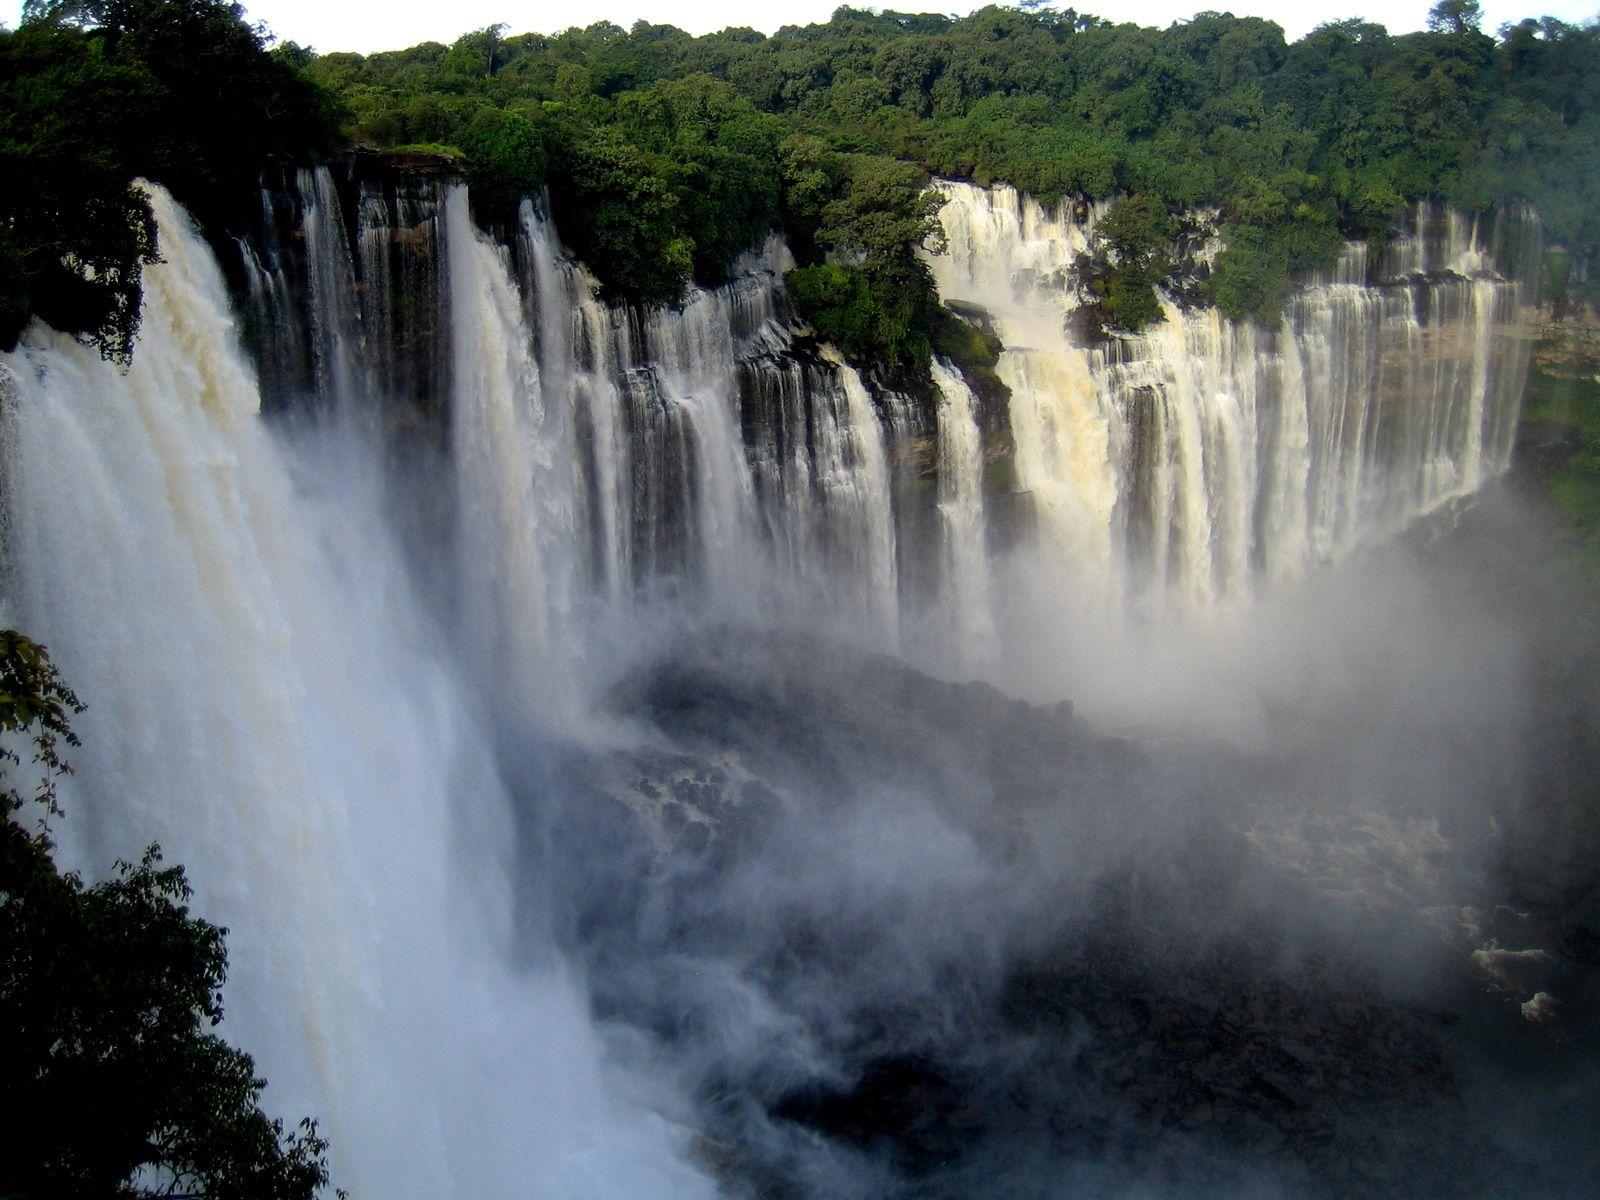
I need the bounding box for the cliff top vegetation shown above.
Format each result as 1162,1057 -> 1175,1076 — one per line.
4,1 -> 1599,380
302,1 -> 1600,369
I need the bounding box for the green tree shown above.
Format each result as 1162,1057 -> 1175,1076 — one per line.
783,147 -> 946,377
0,23 -> 158,359
445,23 -> 507,79
1098,193 -> 1176,331
785,262 -> 876,357
459,107 -> 547,223
20,2 -> 1599,370
546,124 -> 692,303
1427,0 -> 1484,36
616,74 -> 783,284
1,1 -> 338,359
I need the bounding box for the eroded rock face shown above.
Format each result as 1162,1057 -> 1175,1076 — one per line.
526,624 -> 1600,1200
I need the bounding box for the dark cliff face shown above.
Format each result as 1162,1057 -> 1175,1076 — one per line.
232,161 -> 455,418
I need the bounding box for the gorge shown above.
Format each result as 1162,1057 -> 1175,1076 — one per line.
4,159 -> 1594,1197
4,4 -> 1600,1197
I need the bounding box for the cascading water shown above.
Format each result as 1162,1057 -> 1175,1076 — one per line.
0,183 -> 714,1200
813,348 -> 901,645
298,166 -> 372,411
0,160 -> 1545,1197
235,238 -> 302,400
493,192 -> 903,650
357,174 -> 449,411
925,183 -> 1126,617
931,358 -> 996,670
447,184 -> 581,713
0,169 -> 924,1189
928,181 -> 1537,616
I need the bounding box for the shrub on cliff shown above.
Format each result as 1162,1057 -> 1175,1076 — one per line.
782,143 -> 946,379
545,123 -> 694,303
459,107 -> 548,224
931,304 -> 1009,409
1098,194 -> 1177,332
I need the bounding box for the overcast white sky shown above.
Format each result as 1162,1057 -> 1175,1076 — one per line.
4,1 -> 1596,52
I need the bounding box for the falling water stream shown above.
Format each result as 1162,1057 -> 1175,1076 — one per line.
0,183 -> 713,1199
0,168 -> 1545,1197
928,182 -> 1535,618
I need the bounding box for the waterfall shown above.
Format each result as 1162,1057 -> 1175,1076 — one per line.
817,348 -> 901,646
0,183 -> 714,1200
297,166 -> 371,410
501,197 -> 902,647
0,163 -> 1543,1195
446,185 -> 580,711
637,272 -> 762,602
516,201 -> 636,603
931,358 -> 996,669
357,175 -> 449,410
926,183 -> 1124,614
929,180 -> 1537,616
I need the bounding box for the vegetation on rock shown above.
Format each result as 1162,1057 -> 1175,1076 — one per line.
1096,194 -> 1179,331
301,3 -> 1600,358
931,302 -> 1010,411
1521,322 -> 1600,563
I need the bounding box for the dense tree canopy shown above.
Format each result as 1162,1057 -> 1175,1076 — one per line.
1098,193 -> 1179,331
4,2 -> 1599,376
297,3 -> 1600,372
1,1 -> 339,359
0,629 -> 337,1199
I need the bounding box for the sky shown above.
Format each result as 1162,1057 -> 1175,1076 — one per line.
3,0 -> 1596,52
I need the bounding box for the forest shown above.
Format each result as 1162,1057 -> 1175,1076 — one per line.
4,1 -> 1598,381
306,1 -> 1600,357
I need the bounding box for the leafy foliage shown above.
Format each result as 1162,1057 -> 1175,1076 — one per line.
1521,340 -> 1600,561
458,107 -> 547,221
613,74 -> 783,285
298,5 -> 1600,363
1098,194 -> 1177,330
0,1 -> 340,358
0,23 -> 159,360
0,630 -> 338,1199
546,124 -> 693,303
9,3 -> 1600,368
781,145 -> 947,377
786,264 -> 875,359
931,303 -> 1010,410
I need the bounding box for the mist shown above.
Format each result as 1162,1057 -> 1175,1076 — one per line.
526,475 -> 1599,1199
2,164 -> 1595,1200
